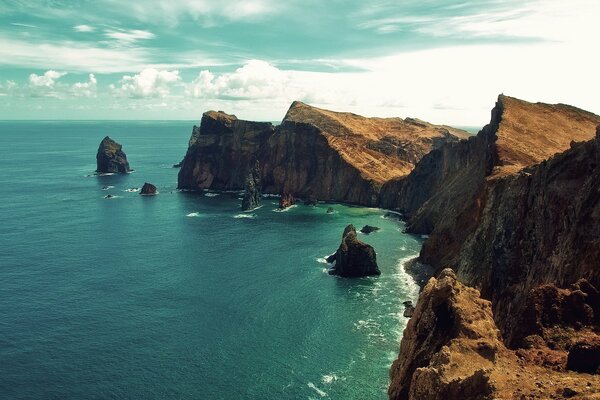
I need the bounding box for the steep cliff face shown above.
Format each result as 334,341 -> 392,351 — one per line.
177,102 -> 468,205
381,95 -> 600,269
456,127 -> 600,343
389,269 -> 600,400
178,111 -> 274,191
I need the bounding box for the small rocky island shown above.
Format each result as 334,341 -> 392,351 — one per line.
96,136 -> 131,174
327,224 -> 380,277
140,182 -> 157,195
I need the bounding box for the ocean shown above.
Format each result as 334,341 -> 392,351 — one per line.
0,121 -> 423,400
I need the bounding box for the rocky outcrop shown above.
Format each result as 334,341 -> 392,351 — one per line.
96,136 -> 131,173
241,161 -> 261,211
360,225 -> 380,234
390,269 -> 600,400
178,102 -> 469,205
278,193 -> 294,209
328,224 -> 380,277
140,182 -> 157,195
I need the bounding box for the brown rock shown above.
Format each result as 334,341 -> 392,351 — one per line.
178,102 -> 469,205
278,193 -> 294,209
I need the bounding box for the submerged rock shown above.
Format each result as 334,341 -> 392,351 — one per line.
241,161 -> 261,211
328,224 -> 380,277
140,182 -> 157,195
278,193 -> 295,209
360,225 -> 380,234
326,207 -> 335,214
96,136 -> 131,173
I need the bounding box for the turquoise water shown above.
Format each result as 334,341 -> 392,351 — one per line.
0,122 -> 422,399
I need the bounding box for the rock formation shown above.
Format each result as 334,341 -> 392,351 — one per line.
241,161 -> 261,211
178,102 -> 469,205
140,182 -> 157,195
360,225 -> 380,234
388,97 -> 600,398
328,224 -> 380,277
278,193 -> 294,209
96,136 -> 131,173
389,269 -> 600,400
380,95 -> 600,339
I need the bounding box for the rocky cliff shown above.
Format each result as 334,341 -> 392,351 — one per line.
96,136 -> 131,173
388,97 -> 600,398
389,269 -> 600,400
178,101 -> 469,205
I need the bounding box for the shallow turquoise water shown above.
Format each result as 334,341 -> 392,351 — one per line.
0,121 -> 422,399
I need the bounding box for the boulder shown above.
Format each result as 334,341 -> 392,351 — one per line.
360,225 -> 380,234
328,224 -> 380,277
96,136 -> 131,173
140,182 -> 157,195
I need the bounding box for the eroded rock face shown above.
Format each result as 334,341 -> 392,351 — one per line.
380,95 -> 600,344
328,224 -> 380,277
96,136 -> 131,173
390,270 -> 600,400
241,161 -> 261,211
177,102 -> 469,205
140,182 -> 157,195
389,269 -> 500,400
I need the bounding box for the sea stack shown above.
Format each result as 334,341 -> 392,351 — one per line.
96,136 -> 131,174
241,161 -> 261,211
328,224 -> 380,277
278,193 -> 294,209
140,182 -> 157,195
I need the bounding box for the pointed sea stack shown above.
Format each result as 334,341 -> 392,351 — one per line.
241,161 -> 261,211
140,182 -> 157,195
328,224 -> 380,277
96,136 -> 131,173
278,193 -> 294,209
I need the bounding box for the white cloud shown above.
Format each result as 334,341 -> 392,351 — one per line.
187,60 -> 290,99
105,0 -> 283,25
74,24 -> 95,32
104,29 -> 155,43
110,68 -> 181,98
72,74 -> 97,97
28,70 -> 66,87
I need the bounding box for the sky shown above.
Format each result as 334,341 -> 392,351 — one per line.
0,0 -> 598,126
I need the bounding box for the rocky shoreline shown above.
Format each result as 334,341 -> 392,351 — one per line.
176,96 -> 600,399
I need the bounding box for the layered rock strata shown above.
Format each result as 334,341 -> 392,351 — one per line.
178,102 -> 469,205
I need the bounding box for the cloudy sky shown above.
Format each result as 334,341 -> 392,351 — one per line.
0,0 -> 598,125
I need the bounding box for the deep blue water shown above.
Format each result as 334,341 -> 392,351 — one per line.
0,121 -> 422,400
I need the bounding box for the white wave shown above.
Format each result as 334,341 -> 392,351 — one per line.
102,185 -> 114,190
124,188 -> 139,193
321,374 -> 340,385
420,234 -> 429,239
307,383 -> 327,398
103,195 -> 119,199
233,213 -> 256,219
97,172 -> 115,176
204,192 -> 220,197
186,212 -> 202,217
273,204 -> 297,213
316,257 -> 333,264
